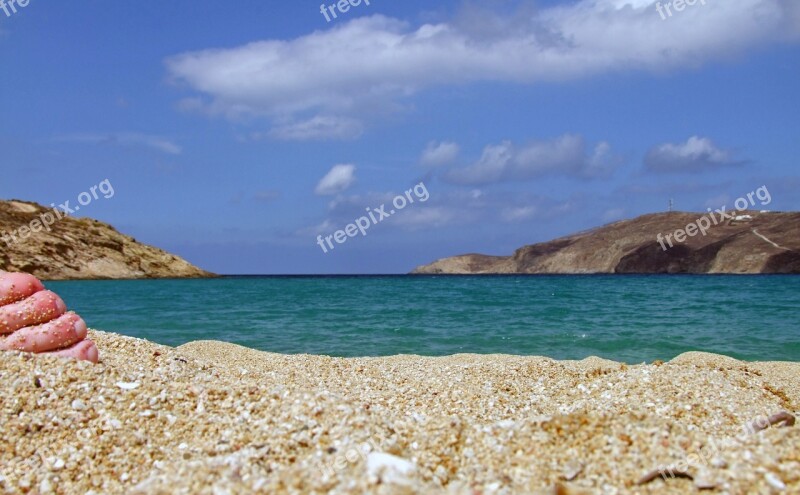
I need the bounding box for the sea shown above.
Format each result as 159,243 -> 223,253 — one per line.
47,275 -> 800,363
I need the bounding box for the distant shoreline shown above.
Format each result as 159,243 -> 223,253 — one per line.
45,273 -> 800,281
413,211 -> 800,275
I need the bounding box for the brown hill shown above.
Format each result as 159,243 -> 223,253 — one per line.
0,199 -> 214,280
412,211 -> 800,274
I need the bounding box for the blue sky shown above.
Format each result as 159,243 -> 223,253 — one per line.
1,0 -> 799,274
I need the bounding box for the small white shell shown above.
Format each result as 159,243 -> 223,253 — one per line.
765,472 -> 786,491
116,381 -> 141,390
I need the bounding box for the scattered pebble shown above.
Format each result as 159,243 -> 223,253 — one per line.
116,382 -> 140,390
765,472 -> 787,490
693,470 -> 718,490
367,452 -> 416,485
562,460 -> 584,481
39,478 -> 52,494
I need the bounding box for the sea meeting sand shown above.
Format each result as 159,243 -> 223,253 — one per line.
1,331 -> 798,494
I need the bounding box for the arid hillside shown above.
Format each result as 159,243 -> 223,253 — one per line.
0,199 -> 214,280
412,211 -> 800,274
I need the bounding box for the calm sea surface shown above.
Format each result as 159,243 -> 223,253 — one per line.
47,275 -> 800,363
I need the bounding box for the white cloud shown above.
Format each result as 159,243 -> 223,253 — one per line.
315,164 -> 357,195
301,187 -> 586,237
327,192 -> 396,213
268,116 -> 364,141
166,1 -> 799,129
54,132 -> 182,154
295,219 -> 336,237
644,136 -> 742,173
448,141 -> 513,185
469,189 -> 485,200
420,141 -> 460,166
444,134 -> 620,185
392,207 -> 456,229
502,205 -> 539,222
315,190 -> 476,232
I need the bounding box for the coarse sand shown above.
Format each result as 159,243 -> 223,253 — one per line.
1,330 -> 798,494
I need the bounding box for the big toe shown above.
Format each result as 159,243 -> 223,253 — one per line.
45,339 -> 99,363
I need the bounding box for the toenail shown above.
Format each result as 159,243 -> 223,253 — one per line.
55,297 -> 67,314
73,319 -> 87,336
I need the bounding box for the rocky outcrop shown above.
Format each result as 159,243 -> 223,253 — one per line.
412,211 -> 800,274
0,199 -> 215,280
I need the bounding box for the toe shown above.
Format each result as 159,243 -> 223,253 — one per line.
0,313 -> 85,353
0,290 -> 67,335
0,272 -> 45,306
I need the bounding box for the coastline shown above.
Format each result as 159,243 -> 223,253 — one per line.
2,330 -> 798,494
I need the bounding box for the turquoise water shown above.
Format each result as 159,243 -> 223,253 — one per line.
47,275 -> 800,363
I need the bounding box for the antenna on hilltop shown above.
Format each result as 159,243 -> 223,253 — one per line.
669,199 -> 673,212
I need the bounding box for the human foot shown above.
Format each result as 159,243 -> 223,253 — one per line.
0,271 -> 98,362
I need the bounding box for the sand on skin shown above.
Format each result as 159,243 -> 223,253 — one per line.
1,330 -> 798,494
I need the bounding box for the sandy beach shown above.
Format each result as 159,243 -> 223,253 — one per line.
1,330 -> 798,494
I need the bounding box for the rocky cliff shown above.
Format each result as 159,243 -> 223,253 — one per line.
0,199 -> 214,280
412,211 -> 800,274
